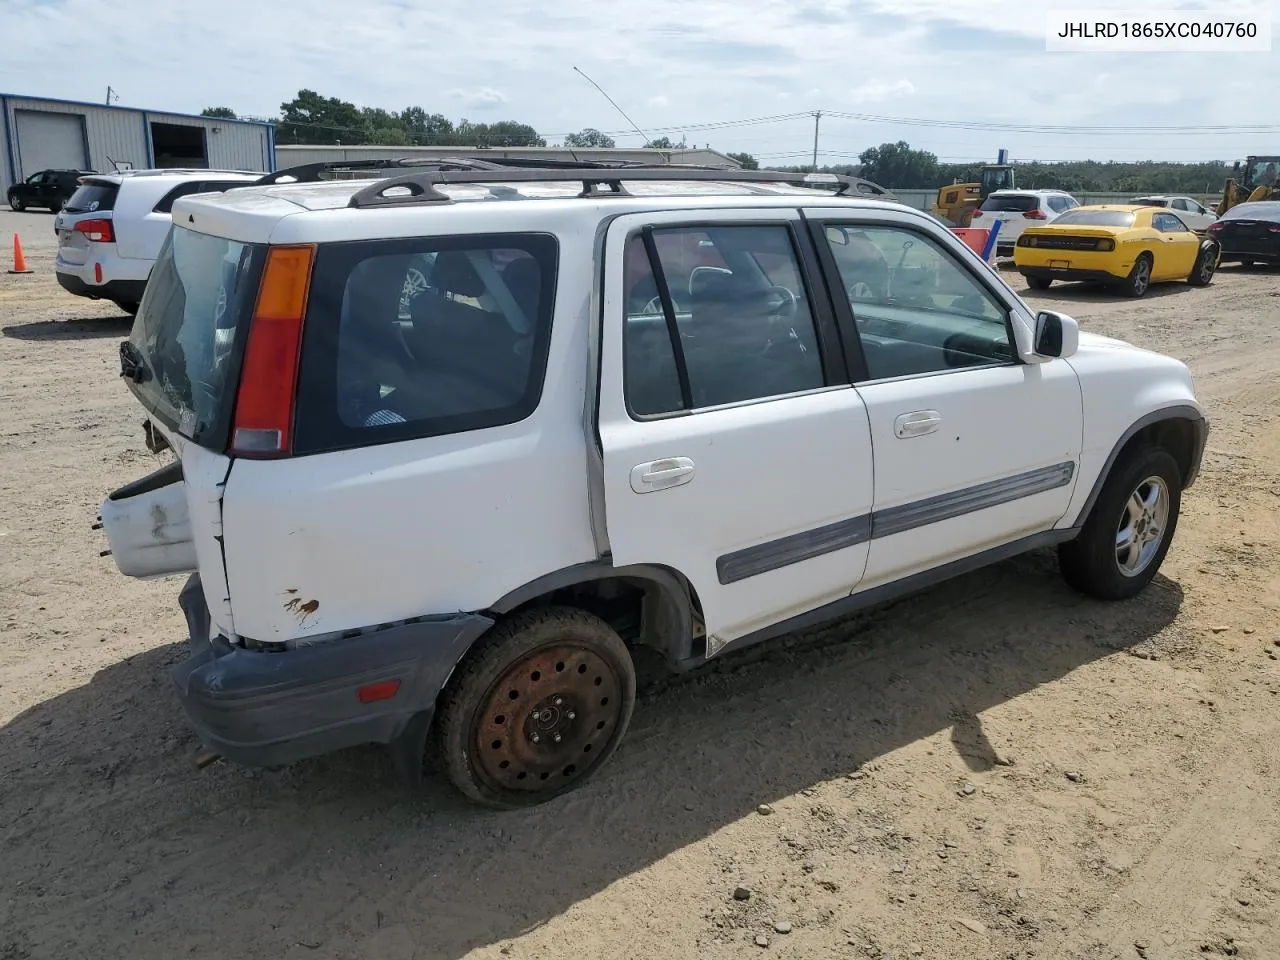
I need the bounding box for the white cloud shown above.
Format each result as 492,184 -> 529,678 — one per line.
849,79 -> 916,105
0,0 -> 1273,163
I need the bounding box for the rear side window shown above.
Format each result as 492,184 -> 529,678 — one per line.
153,180 -> 255,213
293,234 -> 558,455
979,194 -> 1038,212
64,182 -> 118,213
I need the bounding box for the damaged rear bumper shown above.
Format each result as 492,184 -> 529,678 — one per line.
174,575 -> 493,768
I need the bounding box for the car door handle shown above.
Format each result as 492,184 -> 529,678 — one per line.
894,410 -> 942,438
630,457 -> 696,493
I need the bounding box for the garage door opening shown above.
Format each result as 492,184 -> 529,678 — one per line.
150,122 -> 208,168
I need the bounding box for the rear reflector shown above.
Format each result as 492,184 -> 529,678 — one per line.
94,262 -> 103,283
357,680 -> 402,704
230,245 -> 315,458
74,218 -> 114,243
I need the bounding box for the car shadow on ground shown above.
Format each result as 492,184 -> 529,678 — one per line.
2,314 -> 132,341
0,550 -> 1183,960
1016,280 -> 1194,305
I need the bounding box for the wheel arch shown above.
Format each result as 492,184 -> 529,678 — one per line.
1071,405 -> 1206,527
488,561 -> 705,667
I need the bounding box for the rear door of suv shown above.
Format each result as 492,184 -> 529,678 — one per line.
596,208 -> 875,647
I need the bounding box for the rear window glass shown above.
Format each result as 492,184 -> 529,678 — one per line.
293,234 -> 558,455
979,194 -> 1038,212
64,182 -> 118,213
1222,202 -> 1280,222
126,227 -> 265,448
1050,210 -> 1137,228
152,180 -> 256,214
1130,197 -> 1169,208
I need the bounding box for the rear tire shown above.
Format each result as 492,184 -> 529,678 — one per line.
1026,275 -> 1053,291
1058,446 -> 1182,601
435,606 -> 636,808
1187,243 -> 1218,287
1118,254 -> 1153,298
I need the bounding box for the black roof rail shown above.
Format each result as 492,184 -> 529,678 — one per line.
347,167 -> 898,208
257,156 -> 511,186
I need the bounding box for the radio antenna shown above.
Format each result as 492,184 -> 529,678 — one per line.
572,66 -> 654,147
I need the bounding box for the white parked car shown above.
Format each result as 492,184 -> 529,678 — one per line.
1129,195 -> 1218,233
971,189 -> 1080,257
99,163 -> 1207,808
54,168 -> 263,314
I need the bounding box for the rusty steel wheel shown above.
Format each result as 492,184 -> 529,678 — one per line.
435,607 -> 636,808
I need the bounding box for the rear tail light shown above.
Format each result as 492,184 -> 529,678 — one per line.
1269,224 -> 1280,233
1095,238 -> 1116,251
1017,235 -> 1036,247
74,218 -> 114,242
230,245 -> 315,458
1023,209 -> 1047,220
1208,222 -> 1224,232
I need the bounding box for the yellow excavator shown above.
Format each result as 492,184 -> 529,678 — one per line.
1217,156 -> 1280,215
932,149 -> 1017,227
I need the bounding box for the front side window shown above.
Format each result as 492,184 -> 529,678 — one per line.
822,224 -> 1013,380
293,234 -> 557,454
622,225 -> 825,417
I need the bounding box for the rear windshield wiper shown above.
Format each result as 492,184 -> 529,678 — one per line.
119,341 -> 150,384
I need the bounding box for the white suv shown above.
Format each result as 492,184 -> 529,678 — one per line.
54,168 -> 263,314
972,189 -> 1080,256
99,164 -> 1206,808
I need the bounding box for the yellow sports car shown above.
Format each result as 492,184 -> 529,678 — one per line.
1014,204 -> 1220,298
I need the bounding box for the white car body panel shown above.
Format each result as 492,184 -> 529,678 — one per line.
974,190 -> 1079,251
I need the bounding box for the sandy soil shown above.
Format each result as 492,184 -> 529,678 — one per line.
2,207 -> 1279,960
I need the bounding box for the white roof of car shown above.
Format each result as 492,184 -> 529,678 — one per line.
171,176 -> 917,246
85,168 -> 263,185
987,188 -> 1074,197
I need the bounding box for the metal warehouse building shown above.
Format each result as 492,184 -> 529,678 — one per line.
0,93 -> 275,196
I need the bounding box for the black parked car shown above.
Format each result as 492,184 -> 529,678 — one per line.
7,168 -> 94,212
1208,201 -> 1280,267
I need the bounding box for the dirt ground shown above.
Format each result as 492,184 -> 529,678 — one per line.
2,207 -> 1279,960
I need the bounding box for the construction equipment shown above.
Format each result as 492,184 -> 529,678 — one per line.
932,149 -> 1017,227
1217,156 -> 1280,216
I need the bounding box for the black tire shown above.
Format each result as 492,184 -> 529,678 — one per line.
8,194 -> 24,212
1119,253 -> 1153,298
1058,446 -> 1182,601
435,606 -> 636,808
1187,243 -> 1218,287
112,299 -> 140,316
1241,260 -> 1257,270
1026,275 -> 1053,291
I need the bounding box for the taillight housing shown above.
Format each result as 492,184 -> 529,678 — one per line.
1269,224 -> 1280,233
971,210 -> 983,218
1023,209 -> 1047,220
229,245 -> 315,458
1208,222 -> 1224,232
1095,238 -> 1116,251
74,218 -> 114,242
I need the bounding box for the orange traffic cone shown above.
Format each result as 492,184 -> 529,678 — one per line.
8,233 -> 33,274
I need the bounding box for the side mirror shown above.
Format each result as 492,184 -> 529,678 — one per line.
1033,310 -> 1078,359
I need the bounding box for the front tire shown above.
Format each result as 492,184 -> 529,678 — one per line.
1058,446 -> 1182,600
435,607 -> 636,808
1026,275 -> 1053,291
8,194 -> 24,212
1187,243 -> 1218,287
1118,253 -> 1153,298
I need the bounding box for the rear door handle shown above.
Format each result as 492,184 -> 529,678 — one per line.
630,457 -> 696,493
894,410 -> 942,438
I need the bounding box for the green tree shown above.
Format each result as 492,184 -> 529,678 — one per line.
647,136 -> 675,149
399,107 -> 454,144
727,151 -> 759,170
857,141 -> 939,189
200,106 -> 237,119
565,127 -> 616,148
278,89 -> 366,144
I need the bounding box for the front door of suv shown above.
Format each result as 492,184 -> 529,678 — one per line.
597,210 -> 875,648
806,210 -> 1083,589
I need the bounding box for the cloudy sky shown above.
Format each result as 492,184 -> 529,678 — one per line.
2,0 -> 1277,164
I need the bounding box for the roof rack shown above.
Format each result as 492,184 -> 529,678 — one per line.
256,156 -> 515,186
345,167 -> 897,209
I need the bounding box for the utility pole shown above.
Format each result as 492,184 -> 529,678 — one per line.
105,86 -> 119,106
811,110 -> 822,172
